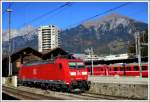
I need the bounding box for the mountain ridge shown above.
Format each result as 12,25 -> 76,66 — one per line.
2,13 -> 148,55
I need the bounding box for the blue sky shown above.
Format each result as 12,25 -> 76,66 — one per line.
2,2 -> 148,31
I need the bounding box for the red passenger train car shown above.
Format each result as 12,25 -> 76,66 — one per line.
18,57 -> 90,91
87,63 -> 148,77
87,65 -> 108,76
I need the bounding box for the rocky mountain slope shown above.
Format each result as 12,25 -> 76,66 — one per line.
2,13 -> 148,55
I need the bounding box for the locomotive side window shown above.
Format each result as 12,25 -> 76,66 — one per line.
126,67 -> 131,71
59,64 -> 62,70
142,66 -> 147,70
134,66 -> 139,71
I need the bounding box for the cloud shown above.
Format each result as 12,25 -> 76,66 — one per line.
2,25 -> 36,41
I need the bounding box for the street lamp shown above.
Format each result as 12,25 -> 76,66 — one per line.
7,4 -> 12,76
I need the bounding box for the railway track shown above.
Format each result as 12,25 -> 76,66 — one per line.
80,93 -> 131,100
2,86 -> 63,100
3,85 -> 130,100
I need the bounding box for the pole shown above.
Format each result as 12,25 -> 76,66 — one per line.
137,32 -> 142,77
91,48 -> 94,75
7,3 -> 12,76
134,33 -> 138,58
122,63 -> 126,76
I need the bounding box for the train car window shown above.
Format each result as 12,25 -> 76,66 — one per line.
120,67 -> 124,71
69,62 -> 76,68
109,67 -> 111,71
142,66 -> 147,70
134,66 -> 139,71
77,62 -> 85,68
126,67 -> 131,71
114,67 -> 118,71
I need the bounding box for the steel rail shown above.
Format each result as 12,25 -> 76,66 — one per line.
2,86 -> 64,100
2,85 -> 139,100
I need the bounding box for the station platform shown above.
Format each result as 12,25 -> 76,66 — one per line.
88,76 -> 148,100
88,76 -> 148,84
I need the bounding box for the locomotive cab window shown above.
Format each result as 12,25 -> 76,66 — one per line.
69,62 -> 85,69
77,62 -> 85,68
134,66 -> 139,71
69,62 -> 76,68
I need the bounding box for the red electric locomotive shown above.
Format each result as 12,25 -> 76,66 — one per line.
18,57 -> 90,91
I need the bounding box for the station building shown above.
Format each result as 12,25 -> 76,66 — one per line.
2,47 -> 72,77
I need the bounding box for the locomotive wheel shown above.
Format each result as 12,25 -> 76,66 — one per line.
45,84 -> 49,90
64,85 -> 71,92
40,83 -> 45,89
56,85 -> 61,92
61,85 -> 68,92
23,82 -> 27,86
81,81 -> 91,91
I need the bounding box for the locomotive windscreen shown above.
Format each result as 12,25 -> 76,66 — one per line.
69,62 -> 85,69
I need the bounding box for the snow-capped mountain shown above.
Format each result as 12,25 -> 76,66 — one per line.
2,13 -> 148,55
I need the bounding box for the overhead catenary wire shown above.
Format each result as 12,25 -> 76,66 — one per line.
28,3 -> 71,29
12,2 -> 131,41
19,2 -> 129,34
4,2 -> 72,42
64,2 -> 131,29
34,3 -> 72,28
17,2 -> 72,29
6,2 -> 146,43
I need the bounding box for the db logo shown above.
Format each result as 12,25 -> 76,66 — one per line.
77,71 -> 81,75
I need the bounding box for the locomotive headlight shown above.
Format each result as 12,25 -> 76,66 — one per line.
70,72 -> 76,76
82,72 -> 87,75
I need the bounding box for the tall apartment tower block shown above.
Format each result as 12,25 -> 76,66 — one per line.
38,25 -> 60,52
